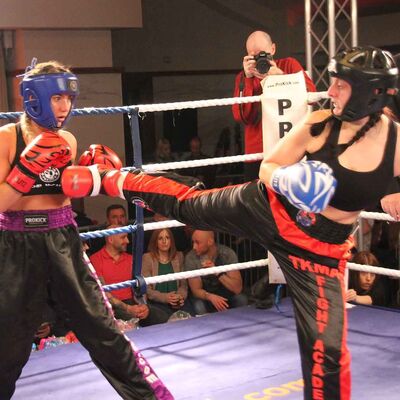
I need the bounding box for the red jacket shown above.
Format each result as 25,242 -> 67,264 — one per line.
232,57 -> 316,154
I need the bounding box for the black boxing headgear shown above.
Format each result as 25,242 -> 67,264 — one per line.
328,46 -> 398,121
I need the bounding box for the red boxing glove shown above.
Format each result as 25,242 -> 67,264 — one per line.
61,165 -> 125,198
78,144 -> 122,169
6,132 -> 71,194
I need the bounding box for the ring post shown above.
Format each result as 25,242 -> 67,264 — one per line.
128,108 -> 145,279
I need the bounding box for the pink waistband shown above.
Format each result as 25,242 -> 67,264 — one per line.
0,205 -> 77,232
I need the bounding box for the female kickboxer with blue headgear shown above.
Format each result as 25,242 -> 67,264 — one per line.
20,58 -> 79,130
0,59 -> 173,400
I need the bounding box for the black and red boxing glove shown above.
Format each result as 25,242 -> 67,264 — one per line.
78,144 -> 122,169
61,165 -> 126,198
6,132 -> 72,194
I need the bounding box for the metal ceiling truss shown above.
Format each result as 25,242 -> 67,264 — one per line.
305,0 -> 358,107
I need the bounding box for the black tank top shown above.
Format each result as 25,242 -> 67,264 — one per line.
11,123 -> 70,196
306,118 -> 397,211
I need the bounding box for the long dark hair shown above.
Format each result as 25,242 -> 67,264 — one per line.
349,251 -> 380,293
147,228 -> 177,261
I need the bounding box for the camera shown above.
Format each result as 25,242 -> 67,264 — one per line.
254,51 -> 273,74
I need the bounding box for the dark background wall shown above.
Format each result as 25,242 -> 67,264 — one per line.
112,0 -> 400,160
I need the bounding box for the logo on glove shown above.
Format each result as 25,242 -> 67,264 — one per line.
39,167 -> 60,183
271,160 -> 337,214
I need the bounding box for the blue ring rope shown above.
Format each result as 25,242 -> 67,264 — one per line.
0,105 -> 142,120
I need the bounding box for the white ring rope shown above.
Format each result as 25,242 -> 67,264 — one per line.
106,256 -> 400,288
144,259 -> 269,285
139,259 -> 399,287
360,211 -> 396,222
348,262 -> 400,278
143,220 -> 185,231
139,221 -> 400,282
116,91 -> 328,114
124,153 -> 264,173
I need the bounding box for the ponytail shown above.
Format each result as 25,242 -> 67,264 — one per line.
310,114 -> 335,137
334,111 -> 383,156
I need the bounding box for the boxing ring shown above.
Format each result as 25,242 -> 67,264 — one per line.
14,299 -> 400,399
2,85 -> 400,399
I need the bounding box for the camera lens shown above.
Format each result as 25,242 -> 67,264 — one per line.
254,51 -> 271,74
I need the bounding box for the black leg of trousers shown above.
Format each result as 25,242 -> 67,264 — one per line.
0,231 -> 48,400
273,251 -> 350,400
46,227 -> 163,400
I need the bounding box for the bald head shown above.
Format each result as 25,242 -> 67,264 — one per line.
105,224 -> 129,254
246,30 -> 276,57
192,230 -> 215,256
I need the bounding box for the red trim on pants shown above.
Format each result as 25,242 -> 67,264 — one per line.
268,188 -> 353,260
338,259 -> 351,400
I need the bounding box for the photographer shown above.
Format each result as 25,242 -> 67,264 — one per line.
232,30 -> 316,181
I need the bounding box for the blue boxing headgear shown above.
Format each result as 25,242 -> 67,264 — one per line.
20,72 -> 79,130
328,46 -> 398,121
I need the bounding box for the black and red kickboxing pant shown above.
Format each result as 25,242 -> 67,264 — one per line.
121,172 -> 354,400
0,206 -> 172,400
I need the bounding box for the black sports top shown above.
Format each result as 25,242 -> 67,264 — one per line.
10,123 -> 71,196
306,117 -> 397,211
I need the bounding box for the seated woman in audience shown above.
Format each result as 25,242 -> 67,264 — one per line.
346,251 -> 389,307
142,228 -> 194,317
153,138 -> 176,163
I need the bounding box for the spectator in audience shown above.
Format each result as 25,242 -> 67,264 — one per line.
181,136 -> 216,188
90,226 -> 169,326
346,251 -> 389,307
107,204 -> 128,225
153,138 -> 176,163
142,228 -> 193,317
87,204 -> 131,255
232,30 -> 316,181
185,230 -> 248,315
144,212 -> 191,254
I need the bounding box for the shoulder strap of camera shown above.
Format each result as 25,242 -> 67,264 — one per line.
238,71 -> 261,125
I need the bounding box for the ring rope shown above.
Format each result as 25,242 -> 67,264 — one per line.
347,262 -> 400,278
80,224 -> 138,240
0,92 -> 329,120
103,258 -> 269,292
122,153 -> 264,172
79,209 -> 398,242
141,220 -> 185,231
102,257 -> 400,293
360,211 -> 396,222
79,220 -> 184,241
